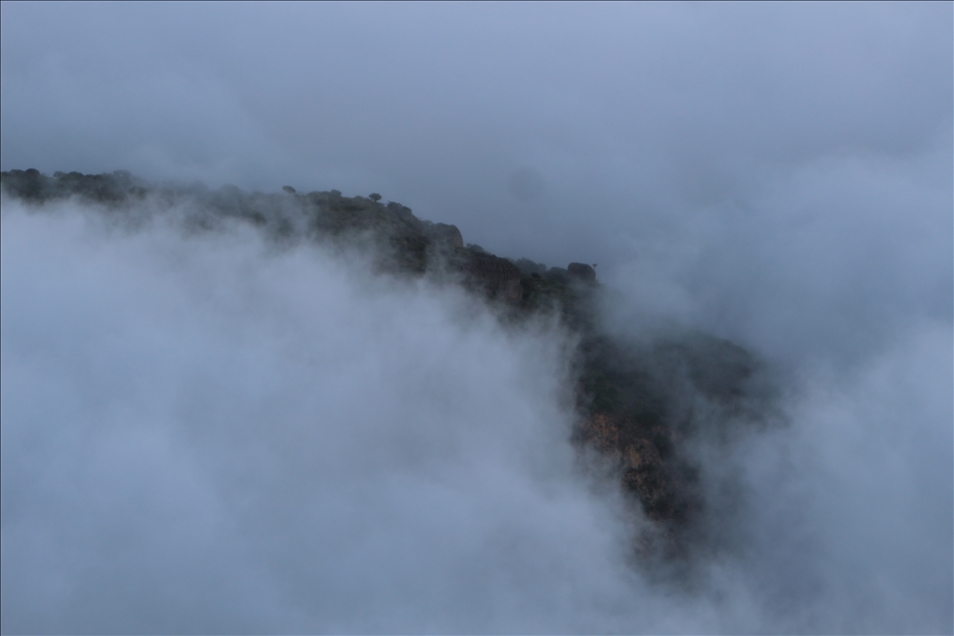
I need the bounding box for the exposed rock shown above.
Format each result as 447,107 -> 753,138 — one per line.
576,411 -> 691,523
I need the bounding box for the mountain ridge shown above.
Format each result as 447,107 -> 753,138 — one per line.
1,168 -> 779,564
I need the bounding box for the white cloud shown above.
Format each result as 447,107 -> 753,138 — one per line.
1,3 -> 950,631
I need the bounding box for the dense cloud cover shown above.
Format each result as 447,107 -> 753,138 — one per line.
2,197 -> 948,634
1,3 -> 951,634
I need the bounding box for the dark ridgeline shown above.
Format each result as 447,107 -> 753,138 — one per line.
1,169 -> 779,565
1,168 -> 149,203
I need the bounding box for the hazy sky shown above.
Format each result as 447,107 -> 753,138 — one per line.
2,2 -> 951,363
1,2 -> 951,633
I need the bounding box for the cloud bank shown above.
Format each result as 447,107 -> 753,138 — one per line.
1,2 -> 950,633
1,195 -> 950,634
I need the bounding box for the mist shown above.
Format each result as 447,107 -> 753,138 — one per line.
1,2 -> 951,634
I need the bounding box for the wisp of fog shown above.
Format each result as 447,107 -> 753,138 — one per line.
1,2 -> 951,634
1,192 -> 950,634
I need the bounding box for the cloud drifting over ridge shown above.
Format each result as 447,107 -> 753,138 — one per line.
0,201 -> 630,633
1,198 -> 950,634
1,3 -> 949,368
0,2 -> 951,633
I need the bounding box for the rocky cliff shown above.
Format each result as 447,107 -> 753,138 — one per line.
1,168 -> 776,560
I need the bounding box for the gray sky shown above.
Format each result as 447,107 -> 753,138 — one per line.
1,2 -> 951,633
2,2 -> 950,364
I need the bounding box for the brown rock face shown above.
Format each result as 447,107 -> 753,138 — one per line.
576,412 -> 691,523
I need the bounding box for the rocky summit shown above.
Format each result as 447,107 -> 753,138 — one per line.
1,168 -> 779,562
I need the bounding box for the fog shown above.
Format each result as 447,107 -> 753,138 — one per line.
1,3 -> 951,634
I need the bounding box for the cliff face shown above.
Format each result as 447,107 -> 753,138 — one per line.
1,169 -> 774,558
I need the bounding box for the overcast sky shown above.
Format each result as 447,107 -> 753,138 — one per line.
2,2 -> 951,363
1,2 -> 951,633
